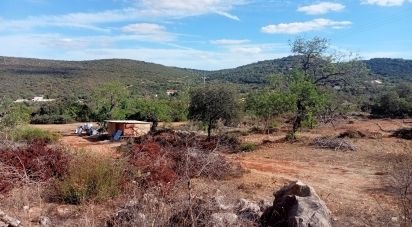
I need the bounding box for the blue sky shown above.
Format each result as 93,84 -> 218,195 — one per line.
0,0 -> 411,70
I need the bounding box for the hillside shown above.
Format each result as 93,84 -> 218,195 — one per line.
1,56 -> 411,99
364,58 -> 412,83
0,57 -> 201,99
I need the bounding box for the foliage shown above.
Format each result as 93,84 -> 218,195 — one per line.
10,127 -> 60,143
30,97 -> 93,124
188,85 -> 239,137
245,91 -> 293,132
239,142 -> 257,152
90,81 -> 130,123
371,84 -> 412,118
127,98 -> 172,131
0,101 -> 31,130
53,153 -> 124,204
0,141 -> 69,193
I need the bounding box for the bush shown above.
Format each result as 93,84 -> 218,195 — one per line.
239,142 -> 257,152
311,137 -> 356,151
392,128 -> 412,140
30,114 -> 74,124
10,127 -> 60,143
52,153 -> 124,204
0,141 -> 69,193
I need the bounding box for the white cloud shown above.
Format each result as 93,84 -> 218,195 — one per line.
361,0 -> 408,6
229,46 -> 262,54
0,0 -> 246,32
210,39 -> 251,45
136,0 -> 245,20
261,18 -> 352,34
297,2 -> 345,15
122,23 -> 175,42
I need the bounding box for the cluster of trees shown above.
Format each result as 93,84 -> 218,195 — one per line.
370,84 -> 412,118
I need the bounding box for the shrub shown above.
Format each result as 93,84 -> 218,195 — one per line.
0,141 -> 69,193
392,128 -> 412,140
52,153 -> 124,204
311,137 -> 356,151
10,127 -> 60,143
239,142 -> 257,152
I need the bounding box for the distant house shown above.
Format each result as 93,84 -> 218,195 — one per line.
166,89 -> 178,96
14,96 -> 56,103
31,96 -> 56,102
371,80 -> 383,85
14,99 -> 29,103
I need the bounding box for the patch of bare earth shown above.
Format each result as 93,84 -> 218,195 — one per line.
225,118 -> 412,226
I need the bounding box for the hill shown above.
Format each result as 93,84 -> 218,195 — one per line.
364,58 -> 412,83
1,56 -> 411,99
0,57 -> 200,99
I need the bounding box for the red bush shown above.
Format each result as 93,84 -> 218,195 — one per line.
0,140 -> 69,193
128,143 -> 178,190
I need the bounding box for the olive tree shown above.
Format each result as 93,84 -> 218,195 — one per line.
246,91 -> 293,133
90,81 -> 130,124
286,37 -> 368,138
188,85 -> 239,138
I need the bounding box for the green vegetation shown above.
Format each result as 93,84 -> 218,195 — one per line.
371,84 -> 412,118
90,81 -> 130,123
239,142 -> 257,152
188,85 -> 239,137
31,97 -> 92,124
10,127 -> 61,143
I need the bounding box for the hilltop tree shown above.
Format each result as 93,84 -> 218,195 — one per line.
188,86 -> 239,138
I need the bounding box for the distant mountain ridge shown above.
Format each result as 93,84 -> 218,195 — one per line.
0,56 -> 411,99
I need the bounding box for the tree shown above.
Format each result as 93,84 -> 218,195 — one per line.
286,71 -> 328,138
127,98 -> 171,132
90,81 -> 130,124
246,91 -> 293,133
0,99 -> 31,130
286,37 -> 367,138
291,37 -> 367,87
188,86 -> 239,138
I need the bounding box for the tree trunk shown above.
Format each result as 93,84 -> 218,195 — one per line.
150,120 -> 158,132
291,100 -> 304,140
207,119 -> 212,139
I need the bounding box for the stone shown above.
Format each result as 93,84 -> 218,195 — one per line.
39,216 -> 52,227
28,207 -> 43,222
260,181 -> 332,227
211,212 -> 238,227
236,199 -> 262,221
56,205 -> 76,219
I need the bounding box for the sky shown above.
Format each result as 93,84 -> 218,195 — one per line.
0,0 -> 411,70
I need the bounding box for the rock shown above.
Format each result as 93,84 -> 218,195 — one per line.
39,216 -> 52,227
235,199 -> 262,221
0,209 -> 22,227
56,205 -> 76,219
260,181 -> 332,227
214,192 -> 234,211
211,212 -> 238,227
28,207 -> 43,222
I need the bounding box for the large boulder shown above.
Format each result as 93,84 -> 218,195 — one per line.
260,181 -> 332,227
